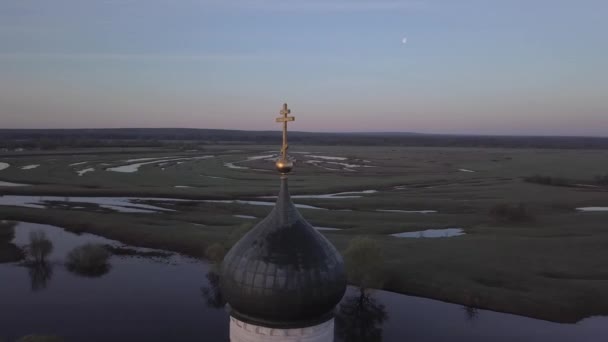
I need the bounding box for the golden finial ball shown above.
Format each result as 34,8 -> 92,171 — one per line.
275,159 -> 294,174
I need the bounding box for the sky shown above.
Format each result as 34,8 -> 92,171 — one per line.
0,0 -> 606,136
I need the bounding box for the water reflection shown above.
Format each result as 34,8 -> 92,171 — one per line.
201,270 -> 226,310
335,288 -> 389,342
26,261 -> 53,291
23,230 -> 55,291
3,222 -> 608,342
464,305 -> 480,322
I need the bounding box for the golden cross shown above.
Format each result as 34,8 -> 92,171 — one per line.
276,103 -> 295,160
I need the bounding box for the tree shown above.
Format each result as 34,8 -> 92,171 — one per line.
28,231 -> 53,264
205,243 -> 227,265
343,237 -> 386,290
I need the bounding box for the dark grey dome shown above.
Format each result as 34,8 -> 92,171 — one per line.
220,177 -> 347,328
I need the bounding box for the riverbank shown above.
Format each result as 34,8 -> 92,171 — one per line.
1,205 -> 607,324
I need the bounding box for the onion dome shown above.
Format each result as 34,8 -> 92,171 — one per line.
220,103 -> 347,328
220,176 -> 347,328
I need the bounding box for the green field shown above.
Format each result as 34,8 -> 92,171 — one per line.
1,145 -> 608,323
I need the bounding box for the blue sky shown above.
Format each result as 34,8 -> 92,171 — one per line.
0,0 -> 606,135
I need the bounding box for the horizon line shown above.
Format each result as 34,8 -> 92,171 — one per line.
0,127 -> 607,139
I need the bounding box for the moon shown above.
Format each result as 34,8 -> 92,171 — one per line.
402,37 -> 407,44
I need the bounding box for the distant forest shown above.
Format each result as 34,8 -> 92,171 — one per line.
1,128 -> 607,150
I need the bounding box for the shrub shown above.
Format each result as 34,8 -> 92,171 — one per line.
524,175 -> 570,186
205,243 -> 227,265
66,243 -> 111,277
595,174 -> 608,185
489,203 -> 533,223
343,237 -> 386,290
0,222 -> 24,263
0,220 -> 16,243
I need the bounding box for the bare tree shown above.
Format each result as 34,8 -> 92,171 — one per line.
28,231 -> 53,264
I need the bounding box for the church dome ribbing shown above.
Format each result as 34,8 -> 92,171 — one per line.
220,177 -> 347,328
219,103 -> 347,329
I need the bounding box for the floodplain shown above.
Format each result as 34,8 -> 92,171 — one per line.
1,143 -> 608,326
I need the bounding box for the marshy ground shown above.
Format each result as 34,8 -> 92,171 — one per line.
1,144 -> 607,323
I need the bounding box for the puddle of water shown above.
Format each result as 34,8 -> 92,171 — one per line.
224,162 -> 248,170
174,185 -> 193,188
0,162 -> 10,171
378,209 -> 438,214
391,228 -> 465,238
69,162 -> 88,166
224,154 -> 278,170
304,156 -> 373,172
459,169 -> 476,173
21,165 -> 40,170
233,215 -> 256,219
124,157 -> 167,163
574,184 -> 600,188
326,161 -> 365,169
576,207 -> 608,212
314,226 -> 342,231
305,160 -> 342,171
202,175 -> 231,180
204,199 -> 326,210
77,168 -> 95,176
108,156 -> 213,173
262,190 -> 377,200
0,194 -> 330,213
247,154 -> 276,161
0,181 -> 29,187
306,155 -> 347,161
0,196 -> 179,213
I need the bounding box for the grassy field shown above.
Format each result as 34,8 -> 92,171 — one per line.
1,145 -> 608,323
